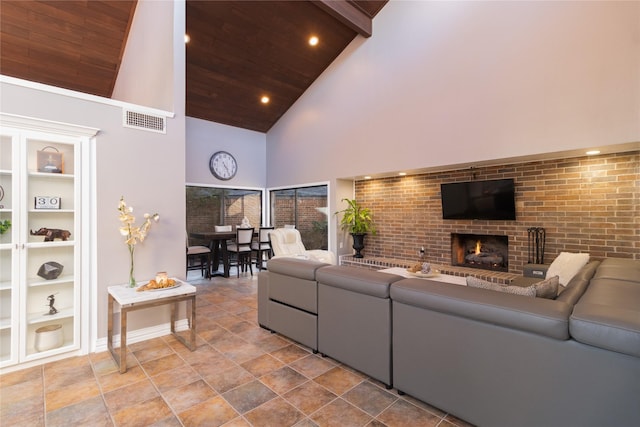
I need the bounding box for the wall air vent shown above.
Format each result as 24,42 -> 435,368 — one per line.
123,109 -> 166,134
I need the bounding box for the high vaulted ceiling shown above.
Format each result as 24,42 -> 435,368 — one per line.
0,0 -> 388,133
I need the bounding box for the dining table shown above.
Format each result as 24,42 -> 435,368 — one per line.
189,230 -> 258,278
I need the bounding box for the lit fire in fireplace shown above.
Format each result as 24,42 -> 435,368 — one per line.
451,233 -> 509,272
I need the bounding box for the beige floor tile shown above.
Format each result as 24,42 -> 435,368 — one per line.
376,399 -> 442,427
0,365 -> 42,388
97,364 -> 148,393
244,396 -> 305,427
45,395 -> 112,427
45,376 -> 101,412
310,398 -> 372,427
43,362 -> 95,391
111,395 -> 173,426
288,354 -> 336,379
270,344 -> 312,364
313,366 -> 363,396
222,379 -> 278,414
162,379 -> 217,413
343,381 -> 398,417
260,366 -> 308,395
204,363 -> 254,394
150,364 -> 201,393
241,353 -> 285,378
178,395 -> 239,427
103,378 -> 159,413
283,381 -> 337,415
140,353 -> 187,377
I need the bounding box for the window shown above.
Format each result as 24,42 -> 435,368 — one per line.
186,186 -> 262,245
270,185 -> 328,250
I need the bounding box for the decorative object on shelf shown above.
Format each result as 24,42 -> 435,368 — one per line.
34,196 -> 61,210
37,261 -> 64,280
34,324 -> 63,352
118,196 -> 160,288
209,151 -> 237,180
0,219 -> 10,235
335,198 -> 376,258
30,227 -> 71,241
37,146 -> 63,173
0,183 -> 5,208
46,294 -> 59,315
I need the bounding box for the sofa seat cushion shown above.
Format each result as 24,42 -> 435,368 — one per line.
591,258 -> 640,285
391,278 -> 572,340
316,266 -> 403,298
570,276 -> 640,357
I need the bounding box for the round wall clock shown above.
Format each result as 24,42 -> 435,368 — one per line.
209,151 -> 238,180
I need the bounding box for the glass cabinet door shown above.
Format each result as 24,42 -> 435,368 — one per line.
0,133 -> 17,366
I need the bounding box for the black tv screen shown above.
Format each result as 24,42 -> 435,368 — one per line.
441,179 -> 516,220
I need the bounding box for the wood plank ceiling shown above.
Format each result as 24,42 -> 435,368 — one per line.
0,0 -> 387,133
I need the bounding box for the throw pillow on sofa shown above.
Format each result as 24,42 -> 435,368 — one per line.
466,276 -> 536,297
532,275 -> 559,299
546,252 -> 589,286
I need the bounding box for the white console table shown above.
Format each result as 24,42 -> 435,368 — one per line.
107,279 -> 196,373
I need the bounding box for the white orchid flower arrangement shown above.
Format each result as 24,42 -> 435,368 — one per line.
118,196 -> 159,287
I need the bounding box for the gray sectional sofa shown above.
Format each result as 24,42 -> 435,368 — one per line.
257,257 -> 640,427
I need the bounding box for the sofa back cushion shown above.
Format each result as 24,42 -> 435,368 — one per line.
555,261 -> 600,305
546,252 -> 590,286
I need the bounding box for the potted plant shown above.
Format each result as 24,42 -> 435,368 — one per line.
335,198 -> 376,258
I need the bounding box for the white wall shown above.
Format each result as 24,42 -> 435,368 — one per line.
186,117 -> 266,188
267,1 -> 640,186
112,0 -> 175,111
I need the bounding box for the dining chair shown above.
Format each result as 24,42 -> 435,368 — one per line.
214,225 -> 232,232
227,227 -> 254,277
252,227 -> 274,271
186,233 -> 211,278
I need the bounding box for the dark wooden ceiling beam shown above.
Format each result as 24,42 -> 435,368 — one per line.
311,0 -> 373,38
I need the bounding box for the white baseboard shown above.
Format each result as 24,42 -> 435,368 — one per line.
93,319 -> 191,353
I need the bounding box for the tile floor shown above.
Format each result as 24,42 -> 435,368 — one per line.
0,271 -> 473,427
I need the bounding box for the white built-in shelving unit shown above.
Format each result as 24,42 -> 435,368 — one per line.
0,114 -> 97,369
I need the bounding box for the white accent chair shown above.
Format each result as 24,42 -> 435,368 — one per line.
269,228 -> 336,265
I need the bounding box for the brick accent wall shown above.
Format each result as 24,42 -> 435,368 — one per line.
354,151 -> 639,274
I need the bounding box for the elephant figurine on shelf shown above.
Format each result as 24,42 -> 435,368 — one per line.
30,227 -> 71,242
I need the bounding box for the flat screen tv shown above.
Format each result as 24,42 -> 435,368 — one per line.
441,179 -> 516,220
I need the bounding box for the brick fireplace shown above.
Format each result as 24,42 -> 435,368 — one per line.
451,233 -> 509,272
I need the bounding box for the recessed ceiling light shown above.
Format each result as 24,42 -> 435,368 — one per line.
184,34 -> 190,44
364,176 -> 372,180
309,36 -> 319,46
261,96 -> 270,104
586,150 -> 600,155
398,172 -> 407,176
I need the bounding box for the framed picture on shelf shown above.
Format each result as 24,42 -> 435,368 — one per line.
37,146 -> 63,173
